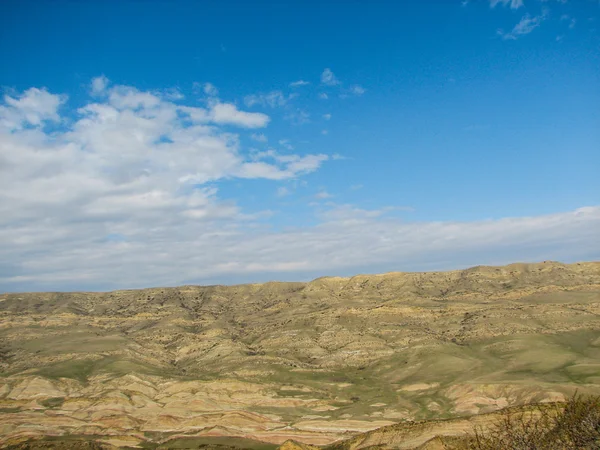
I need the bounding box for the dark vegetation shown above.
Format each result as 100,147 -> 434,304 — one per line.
457,394 -> 600,450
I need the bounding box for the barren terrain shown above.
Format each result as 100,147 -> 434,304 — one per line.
1,261 -> 599,448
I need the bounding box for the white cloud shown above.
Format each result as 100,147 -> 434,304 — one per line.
209,102 -> 270,128
108,86 -> 162,110
315,190 -> 333,199
250,133 -> 268,142
321,68 -> 340,86
321,129 -> 328,135
350,85 -> 366,95
318,93 -> 329,100
236,152 -> 328,180
1,153 -> 598,293
490,0 -> 524,9
289,80 -> 310,87
323,113 -> 331,120
272,153 -> 329,174
0,88 -> 66,129
163,87 -> 184,100
279,139 -> 294,150
560,14 -> 577,29
204,82 -> 219,97
284,109 -> 310,125
276,186 -> 290,197
91,75 -> 109,95
2,80 -> 598,292
244,91 -> 291,108
0,80 -> 338,291
498,11 -> 547,40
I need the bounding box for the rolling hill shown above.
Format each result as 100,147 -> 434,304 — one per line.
1,261 -> 599,448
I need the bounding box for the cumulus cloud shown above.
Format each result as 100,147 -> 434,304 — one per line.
0,88 -> 66,129
0,79 -> 337,290
321,68 -> 340,86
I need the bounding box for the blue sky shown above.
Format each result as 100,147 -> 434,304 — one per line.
0,0 -> 598,292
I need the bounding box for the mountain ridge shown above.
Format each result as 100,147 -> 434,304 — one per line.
2,260 -> 596,296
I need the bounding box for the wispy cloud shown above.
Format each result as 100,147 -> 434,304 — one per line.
349,85 -> 366,95
192,81 -> 219,98
315,190 -> 333,199
561,15 -> 576,29
279,139 -> 294,150
250,133 -> 268,143
321,68 -> 340,86
289,80 -> 310,87
162,87 -> 184,100
244,90 -> 293,108
318,93 -> 329,100
276,186 -> 291,197
203,82 -> 219,97
490,0 -> 524,9
323,113 -> 331,120
498,11 -> 548,40
284,108 -> 310,125
464,124 -> 490,132
340,85 -> 367,98
90,75 -> 109,95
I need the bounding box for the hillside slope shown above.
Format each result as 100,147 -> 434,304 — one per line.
1,261 -> 599,448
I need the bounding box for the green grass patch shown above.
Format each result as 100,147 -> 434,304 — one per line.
35,355 -> 168,382
156,436 -> 278,450
40,397 -> 65,408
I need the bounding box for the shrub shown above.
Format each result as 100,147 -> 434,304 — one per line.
456,393 -> 600,450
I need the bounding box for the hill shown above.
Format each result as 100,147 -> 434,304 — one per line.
1,261 -> 599,448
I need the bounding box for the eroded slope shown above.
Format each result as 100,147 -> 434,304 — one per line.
1,261 -> 599,448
